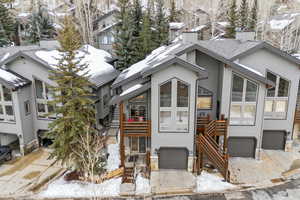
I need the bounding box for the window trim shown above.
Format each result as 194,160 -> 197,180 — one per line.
0,84 -> 15,123
229,73 -> 259,126
158,78 -> 190,133
264,70 -> 290,120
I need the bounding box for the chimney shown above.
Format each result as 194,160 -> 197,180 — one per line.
235,31 -> 255,42
182,31 -> 198,43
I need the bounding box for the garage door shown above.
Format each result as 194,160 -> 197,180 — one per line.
159,148 -> 188,170
228,137 -> 256,158
262,131 -> 286,150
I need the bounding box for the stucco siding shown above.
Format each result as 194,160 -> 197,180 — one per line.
239,49 -> 300,139
151,64 -> 198,156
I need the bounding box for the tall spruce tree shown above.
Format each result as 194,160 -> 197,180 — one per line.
114,0 -> 135,71
138,8 -> 154,59
226,0 -> 237,38
239,0 -> 249,31
154,0 -> 169,47
130,0 -> 143,63
248,0 -> 258,31
169,0 -> 179,22
47,18 -> 106,177
0,3 -> 15,46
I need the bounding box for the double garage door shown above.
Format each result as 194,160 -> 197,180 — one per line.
159,148 -> 188,170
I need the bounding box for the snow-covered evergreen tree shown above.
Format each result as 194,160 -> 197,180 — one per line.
169,0 -> 179,22
130,0 -> 143,63
248,0 -> 258,31
153,0 -> 169,47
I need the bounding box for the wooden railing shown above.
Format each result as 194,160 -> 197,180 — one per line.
197,134 -> 230,181
295,110 -> 300,123
197,115 -> 211,134
122,121 -> 151,137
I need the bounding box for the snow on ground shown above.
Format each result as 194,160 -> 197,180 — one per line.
39,175 -> 122,198
106,143 -> 120,172
195,171 -> 236,193
35,45 -> 114,78
135,174 -> 151,195
293,54 -> 300,60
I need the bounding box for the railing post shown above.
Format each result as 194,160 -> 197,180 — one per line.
119,103 -> 125,167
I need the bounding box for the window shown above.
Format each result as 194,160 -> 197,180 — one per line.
129,136 -> 149,153
264,72 -> 289,119
0,85 -> 15,122
24,101 -> 31,115
230,74 -> 258,125
197,97 -> 212,109
35,79 -> 55,119
159,79 -> 189,132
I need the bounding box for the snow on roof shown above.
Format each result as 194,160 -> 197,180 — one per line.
269,19 -> 294,30
0,53 -> 10,62
190,25 -> 206,32
293,54 -> 300,60
99,22 -> 118,33
217,21 -> 230,27
234,61 -> 263,77
120,84 -> 143,96
0,68 -> 27,87
35,45 -> 115,79
169,22 -> 185,30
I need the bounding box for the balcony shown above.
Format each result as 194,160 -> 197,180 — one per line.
121,120 -> 151,137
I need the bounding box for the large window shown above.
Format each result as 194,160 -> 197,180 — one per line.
230,74 -> 258,125
264,72 -> 289,119
35,79 -> 55,119
159,79 -> 189,132
129,137 -> 150,153
0,85 -> 14,122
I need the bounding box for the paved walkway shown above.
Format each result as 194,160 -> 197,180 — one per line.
0,148 -> 64,198
229,141 -> 300,185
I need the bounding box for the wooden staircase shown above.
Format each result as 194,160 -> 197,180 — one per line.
122,167 -> 135,183
196,116 -> 230,182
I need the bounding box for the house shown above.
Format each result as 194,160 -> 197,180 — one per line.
93,10 -> 119,55
109,31 -> 300,181
0,42 -> 119,155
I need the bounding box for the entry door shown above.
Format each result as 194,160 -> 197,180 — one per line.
159,148 -> 188,170
197,87 -> 214,118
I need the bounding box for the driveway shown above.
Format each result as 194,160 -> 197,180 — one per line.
0,148 -> 64,198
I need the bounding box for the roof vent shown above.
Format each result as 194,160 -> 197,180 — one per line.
235,31 -> 255,42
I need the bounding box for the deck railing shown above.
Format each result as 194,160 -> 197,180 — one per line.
122,121 -> 151,137
295,110 -> 300,123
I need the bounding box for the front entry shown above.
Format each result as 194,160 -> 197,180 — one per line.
158,147 -> 188,170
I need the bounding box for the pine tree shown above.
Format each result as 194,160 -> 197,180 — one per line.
0,3 -> 15,45
114,0 -> 135,71
130,0 -> 143,63
28,4 -> 56,44
47,17 -> 106,178
239,0 -> 249,31
248,0 -> 258,31
138,9 -> 154,59
153,0 -> 169,47
226,0 -> 237,38
169,0 -> 179,22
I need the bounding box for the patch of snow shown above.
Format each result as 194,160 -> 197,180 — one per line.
293,54 -> 300,60
217,21 -> 230,27
99,22 -> 119,33
39,175 -> 121,198
106,143 -> 120,172
120,84 -> 143,96
172,34 -> 183,43
0,53 -> 10,62
270,19 -> 294,30
18,12 -> 30,17
53,23 -> 63,30
234,61 -> 264,77
195,171 -> 236,193
35,45 -> 114,78
0,68 -> 26,87
169,22 -> 185,30
277,5 -> 287,11
135,174 -> 151,195
191,25 -> 206,32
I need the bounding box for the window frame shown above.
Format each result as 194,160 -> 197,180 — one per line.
158,78 -> 190,133
34,78 -> 56,120
230,73 -> 258,126
129,136 -> 149,154
264,71 -> 290,120
0,84 -> 15,123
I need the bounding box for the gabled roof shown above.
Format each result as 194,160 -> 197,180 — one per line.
0,45 -> 119,89
0,67 -> 30,89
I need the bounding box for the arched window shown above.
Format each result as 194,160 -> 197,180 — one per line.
159,78 -> 189,132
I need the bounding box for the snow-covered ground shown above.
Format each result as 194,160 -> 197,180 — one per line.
39,142 -> 122,198
135,174 -> 151,195
195,171 -> 236,193
39,176 -> 122,198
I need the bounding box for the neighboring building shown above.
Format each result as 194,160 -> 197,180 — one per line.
110,31 -> 300,181
93,10 -> 119,55
0,42 -> 119,155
